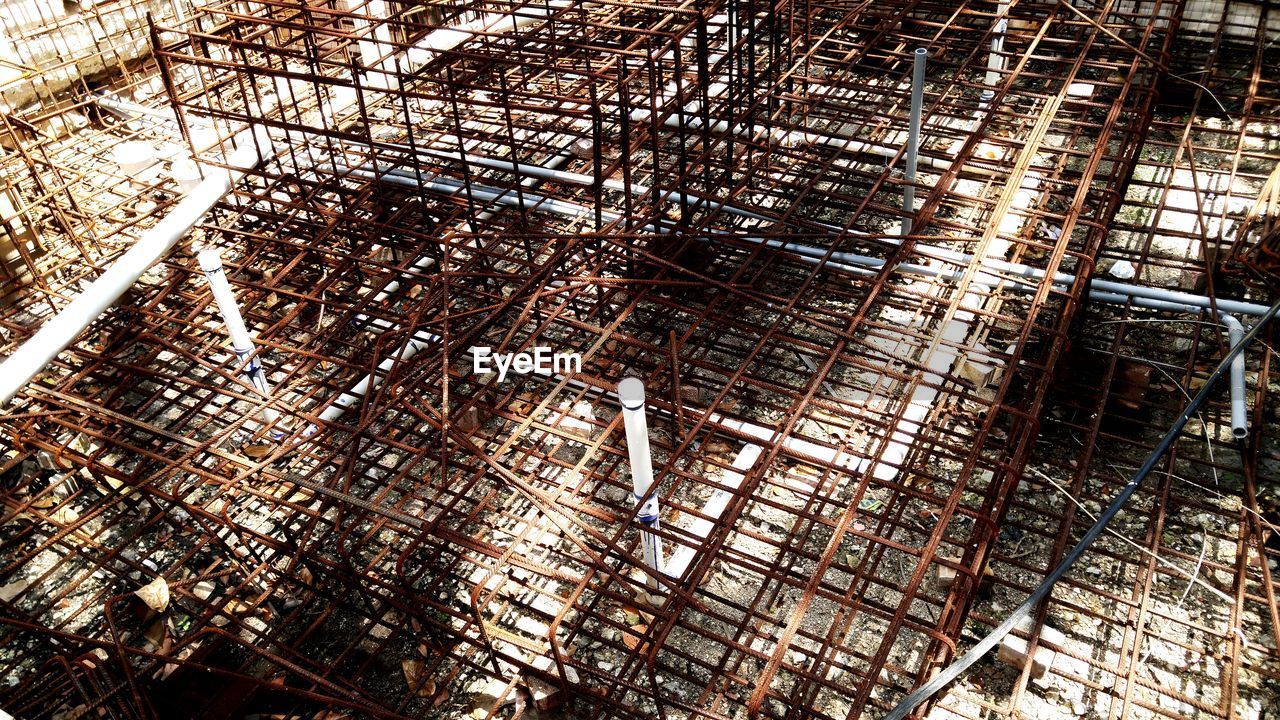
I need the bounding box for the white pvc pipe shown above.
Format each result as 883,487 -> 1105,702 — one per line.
346,0 -> 396,89
982,0 -> 1011,101
665,443 -> 762,580
20,2 -> 568,418
305,332 -> 431,434
0,130 -> 270,406
402,1 -> 571,69
352,159 -> 1264,446
1085,290 -> 1250,439
618,377 -> 664,590
316,141 -> 581,433
197,248 -> 283,437
355,163 -> 1264,448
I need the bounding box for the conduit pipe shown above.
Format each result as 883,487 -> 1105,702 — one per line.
197,248 -> 285,438
26,0 -> 571,419
884,296 -> 1280,720
316,139 -> 581,432
345,0 -> 396,89
664,444 -> 763,580
349,160 -> 1273,318
1221,313 -> 1248,440
618,377 -> 665,591
0,129 -> 271,407
356,142 -> 577,322
401,1 -> 571,68
902,48 -> 927,237
1089,290 -> 1250,440
350,163 -> 1264,439
320,108 -> 1270,318
982,0 -> 1011,101
308,336 -> 429,432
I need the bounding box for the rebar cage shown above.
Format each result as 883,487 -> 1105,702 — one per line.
0,1 -> 1277,719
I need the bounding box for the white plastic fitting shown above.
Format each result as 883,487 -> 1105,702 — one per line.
113,140 -> 158,176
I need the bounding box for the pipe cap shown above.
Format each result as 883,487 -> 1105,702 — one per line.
618,376 -> 646,409
197,247 -> 224,273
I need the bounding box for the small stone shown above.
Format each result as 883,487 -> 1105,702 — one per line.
1108,260 -> 1137,280
526,675 -> 567,711
997,619 -> 1064,679
456,406 -> 483,433
192,580 -> 215,601
937,557 -> 959,589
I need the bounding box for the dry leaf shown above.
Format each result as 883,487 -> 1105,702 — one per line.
703,440 -> 732,455
243,442 -> 274,460
51,704 -> 88,720
49,505 -> 80,524
143,617 -> 167,650
135,577 -> 170,612
29,494 -> 58,510
401,658 -> 436,697
401,658 -> 423,685
622,624 -> 648,652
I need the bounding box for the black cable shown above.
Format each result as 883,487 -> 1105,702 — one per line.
885,296 -> 1280,720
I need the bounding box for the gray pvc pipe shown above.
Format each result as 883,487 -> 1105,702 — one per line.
339,139 -> 1274,317
348,162 -> 1272,319
902,48 -> 927,237
1088,290 -> 1248,439
1220,313 -> 1248,439
348,164 -> 1261,439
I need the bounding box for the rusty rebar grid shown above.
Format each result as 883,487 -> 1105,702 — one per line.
4,1 -> 1273,720
934,4 -> 1280,718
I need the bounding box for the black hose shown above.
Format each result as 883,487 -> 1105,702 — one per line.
885,296 -> 1280,720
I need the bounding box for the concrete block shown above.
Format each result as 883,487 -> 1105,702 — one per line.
997,618 -> 1065,679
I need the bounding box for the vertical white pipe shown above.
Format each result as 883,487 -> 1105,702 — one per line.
198,248 -> 283,437
618,377 -> 664,590
901,48 -> 927,237
1219,313 -> 1248,440
982,0 -> 1011,101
